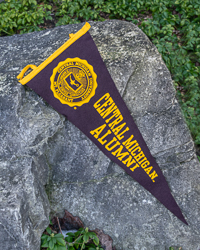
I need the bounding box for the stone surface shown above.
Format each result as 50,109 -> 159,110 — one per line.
0,35 -> 64,248
0,20 -> 200,250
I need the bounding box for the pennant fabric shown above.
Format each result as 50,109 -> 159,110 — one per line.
17,22 -> 187,225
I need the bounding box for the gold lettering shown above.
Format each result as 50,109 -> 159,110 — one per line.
122,136 -> 137,151
112,123 -> 126,139
105,137 -> 120,151
138,157 -> 147,164
130,163 -> 140,172
149,171 -> 158,182
129,142 -> 139,152
122,155 -> 136,167
116,126 -> 129,140
98,129 -> 112,145
144,167 -> 152,175
97,97 -> 113,114
105,108 -> 121,123
108,115 -> 123,130
111,145 -> 129,161
94,93 -> 110,109
134,151 -> 145,162
90,124 -> 106,139
141,161 -> 150,169
131,146 -> 141,156
101,103 -> 117,119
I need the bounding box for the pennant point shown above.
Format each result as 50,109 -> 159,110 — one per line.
180,216 -> 188,225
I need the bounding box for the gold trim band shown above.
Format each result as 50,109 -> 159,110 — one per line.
17,22 -> 91,85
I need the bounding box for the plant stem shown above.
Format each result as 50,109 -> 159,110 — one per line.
57,217 -> 63,236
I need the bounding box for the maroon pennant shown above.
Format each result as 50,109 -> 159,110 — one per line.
17,22 -> 187,225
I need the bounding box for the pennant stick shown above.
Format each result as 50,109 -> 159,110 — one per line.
17,22 -> 187,225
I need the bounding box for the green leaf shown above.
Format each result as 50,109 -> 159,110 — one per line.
54,234 -> 64,238
46,227 -> 52,235
93,236 -> 99,246
65,236 -> 73,243
88,232 -> 96,237
74,231 -> 82,237
74,243 -> 79,249
41,241 -> 49,248
57,246 -> 67,250
41,234 -> 48,240
41,238 -> 48,246
47,236 -> 51,241
49,239 -> 54,249
66,232 -> 75,237
76,235 -> 83,243
56,237 -> 66,246
83,232 -> 89,243
69,246 -> 75,250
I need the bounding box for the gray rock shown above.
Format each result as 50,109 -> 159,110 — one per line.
0,20 -> 200,250
0,36 -> 64,248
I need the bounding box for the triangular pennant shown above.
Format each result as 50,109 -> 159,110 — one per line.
17,22 -> 187,225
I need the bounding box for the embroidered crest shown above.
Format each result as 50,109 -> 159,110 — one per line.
50,58 -> 97,108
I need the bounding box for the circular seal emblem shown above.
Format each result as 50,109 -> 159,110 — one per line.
50,58 -> 97,108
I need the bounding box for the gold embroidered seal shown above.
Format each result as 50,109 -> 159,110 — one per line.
50,58 -> 97,108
